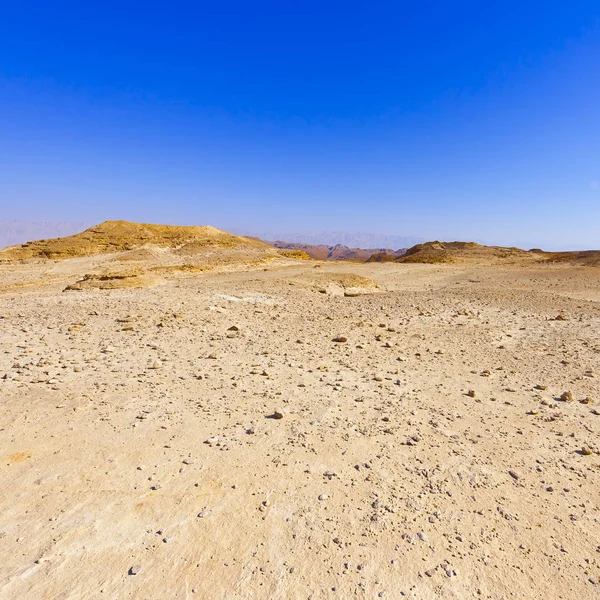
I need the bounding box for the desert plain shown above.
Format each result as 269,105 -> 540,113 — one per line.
0,223 -> 599,599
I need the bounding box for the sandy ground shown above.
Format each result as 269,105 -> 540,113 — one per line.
1,259 -> 599,599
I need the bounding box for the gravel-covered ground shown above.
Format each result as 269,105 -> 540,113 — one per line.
1,259 -> 599,599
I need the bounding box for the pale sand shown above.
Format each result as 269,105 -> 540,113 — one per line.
1,259 -> 599,599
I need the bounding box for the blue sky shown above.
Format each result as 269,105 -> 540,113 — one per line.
1,1 -> 599,249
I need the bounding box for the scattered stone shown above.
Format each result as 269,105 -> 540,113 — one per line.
560,391 -> 573,402
509,470 -> 520,481
467,389 -> 476,398
129,565 -> 141,575
332,336 -> 347,343
273,409 -> 285,420
318,494 -> 329,501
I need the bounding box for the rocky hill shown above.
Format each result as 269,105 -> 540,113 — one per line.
370,240 -> 600,265
397,241 -> 533,264
541,249 -> 600,267
0,220 -> 270,260
0,221 -> 313,288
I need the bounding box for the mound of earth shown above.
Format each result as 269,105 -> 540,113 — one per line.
276,249 -> 312,260
396,242 -> 600,266
395,241 -> 535,264
367,252 -> 402,263
0,220 -> 270,260
540,250 -> 600,266
64,270 -> 162,291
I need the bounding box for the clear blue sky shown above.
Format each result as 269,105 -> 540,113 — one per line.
1,1 -> 599,249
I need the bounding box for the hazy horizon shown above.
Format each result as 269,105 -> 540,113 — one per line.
0,218 -> 597,253
1,3 -> 599,250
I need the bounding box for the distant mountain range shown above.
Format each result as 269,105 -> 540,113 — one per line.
266,241 -> 407,261
234,230 -> 424,250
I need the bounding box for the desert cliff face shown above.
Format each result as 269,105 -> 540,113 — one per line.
1,224 -> 600,599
